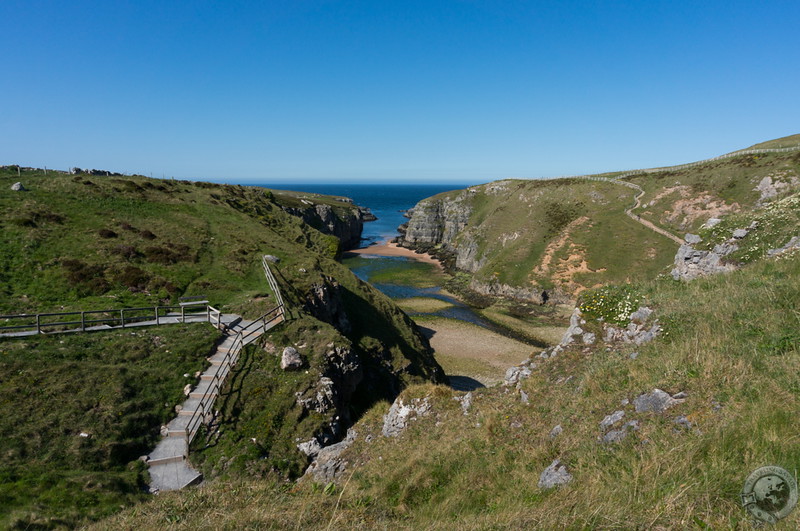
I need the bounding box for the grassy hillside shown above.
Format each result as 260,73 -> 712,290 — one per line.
94,249 -> 800,529
402,136 -> 800,299
0,168 -> 444,528
0,323 -> 218,528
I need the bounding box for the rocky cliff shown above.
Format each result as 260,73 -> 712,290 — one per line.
281,202 -> 373,251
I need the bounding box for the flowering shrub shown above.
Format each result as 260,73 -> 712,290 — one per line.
579,285 -> 642,325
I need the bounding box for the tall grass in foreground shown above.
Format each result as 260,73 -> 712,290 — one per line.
94,254 -> 799,529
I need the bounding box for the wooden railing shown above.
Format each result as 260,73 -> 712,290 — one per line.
182,304 -> 285,442
0,303 -> 227,336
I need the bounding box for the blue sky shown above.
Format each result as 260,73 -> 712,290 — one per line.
2,1 -> 798,184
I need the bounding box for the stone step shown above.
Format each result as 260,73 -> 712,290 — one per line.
148,461 -> 202,492
147,437 -> 189,466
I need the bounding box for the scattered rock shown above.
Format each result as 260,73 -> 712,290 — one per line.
453,391 -> 472,415
297,438 -> 323,457
602,420 -> 639,444
183,384 -> 192,396
732,228 -> 749,239
684,233 -> 702,244
673,415 -> 693,430
382,396 -> 431,437
559,308 -> 584,346
629,352 -> 639,360
538,459 -> 573,489
280,347 -> 303,370
519,390 -> 529,404
767,235 -> 800,257
549,425 -> 563,439
582,332 -> 596,345
628,307 -> 653,324
704,218 -> 722,228
10,182 -> 26,191
634,389 -> 686,413
303,429 -> 358,484
599,410 -> 625,430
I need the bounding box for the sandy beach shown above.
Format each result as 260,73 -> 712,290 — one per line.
345,241 -> 443,269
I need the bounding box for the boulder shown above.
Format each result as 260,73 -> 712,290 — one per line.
281,347 -> 303,370
538,459 -> 573,489
382,396 -> 431,437
599,410 -> 625,430
684,233 -> 702,244
11,182 -> 26,191
303,429 -> 358,484
634,389 -> 686,413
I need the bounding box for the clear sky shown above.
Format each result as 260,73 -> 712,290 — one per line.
2,1 -> 798,184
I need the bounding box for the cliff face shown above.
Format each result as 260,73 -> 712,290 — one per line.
282,203 -> 372,250
400,192 -> 482,271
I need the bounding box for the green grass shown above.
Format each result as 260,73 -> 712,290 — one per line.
96,252 -> 800,529
0,323 -> 219,528
0,167 -> 448,528
395,297 -> 455,313
401,138 -> 799,301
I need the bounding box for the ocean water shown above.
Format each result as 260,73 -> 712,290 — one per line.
258,183 -> 463,244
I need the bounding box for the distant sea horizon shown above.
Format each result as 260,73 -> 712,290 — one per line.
256,183 -> 466,245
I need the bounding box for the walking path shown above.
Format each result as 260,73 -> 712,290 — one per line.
146,311 -> 284,492
568,145 -> 800,246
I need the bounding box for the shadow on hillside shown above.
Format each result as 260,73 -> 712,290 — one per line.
448,375 -> 485,391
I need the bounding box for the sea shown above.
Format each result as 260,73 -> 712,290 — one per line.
257,183 -> 464,245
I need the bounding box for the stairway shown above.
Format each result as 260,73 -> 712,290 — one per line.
145,314 -> 282,492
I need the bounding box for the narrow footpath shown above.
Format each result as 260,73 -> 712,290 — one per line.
146,313 -> 283,492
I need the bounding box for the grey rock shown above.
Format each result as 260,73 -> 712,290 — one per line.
504,365 -> 531,386
601,420 -> 639,444
767,235 -> 800,257
704,218 -> 722,228
673,415 -> 693,429
602,429 -> 628,443
303,429 -> 358,484
297,438 -> 323,457
732,228 -> 749,239
453,391 -> 472,415
671,243 -> 737,281
382,397 -> 431,437
263,254 -> 280,263
600,410 -> 625,429
538,459 -> 573,489
629,352 -> 639,360
11,182 -> 26,191
519,390 -> 529,404
280,347 -> 303,370
634,389 -> 685,413
684,233 -> 702,244
549,424 -> 563,439
629,307 -> 653,324
582,332 -> 596,345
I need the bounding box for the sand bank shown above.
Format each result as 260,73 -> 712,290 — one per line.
345,241 -> 443,269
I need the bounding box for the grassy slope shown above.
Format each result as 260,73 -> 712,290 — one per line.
0,323 -> 218,528
94,250 -> 800,530
415,137 -> 799,297
0,168 -> 444,527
